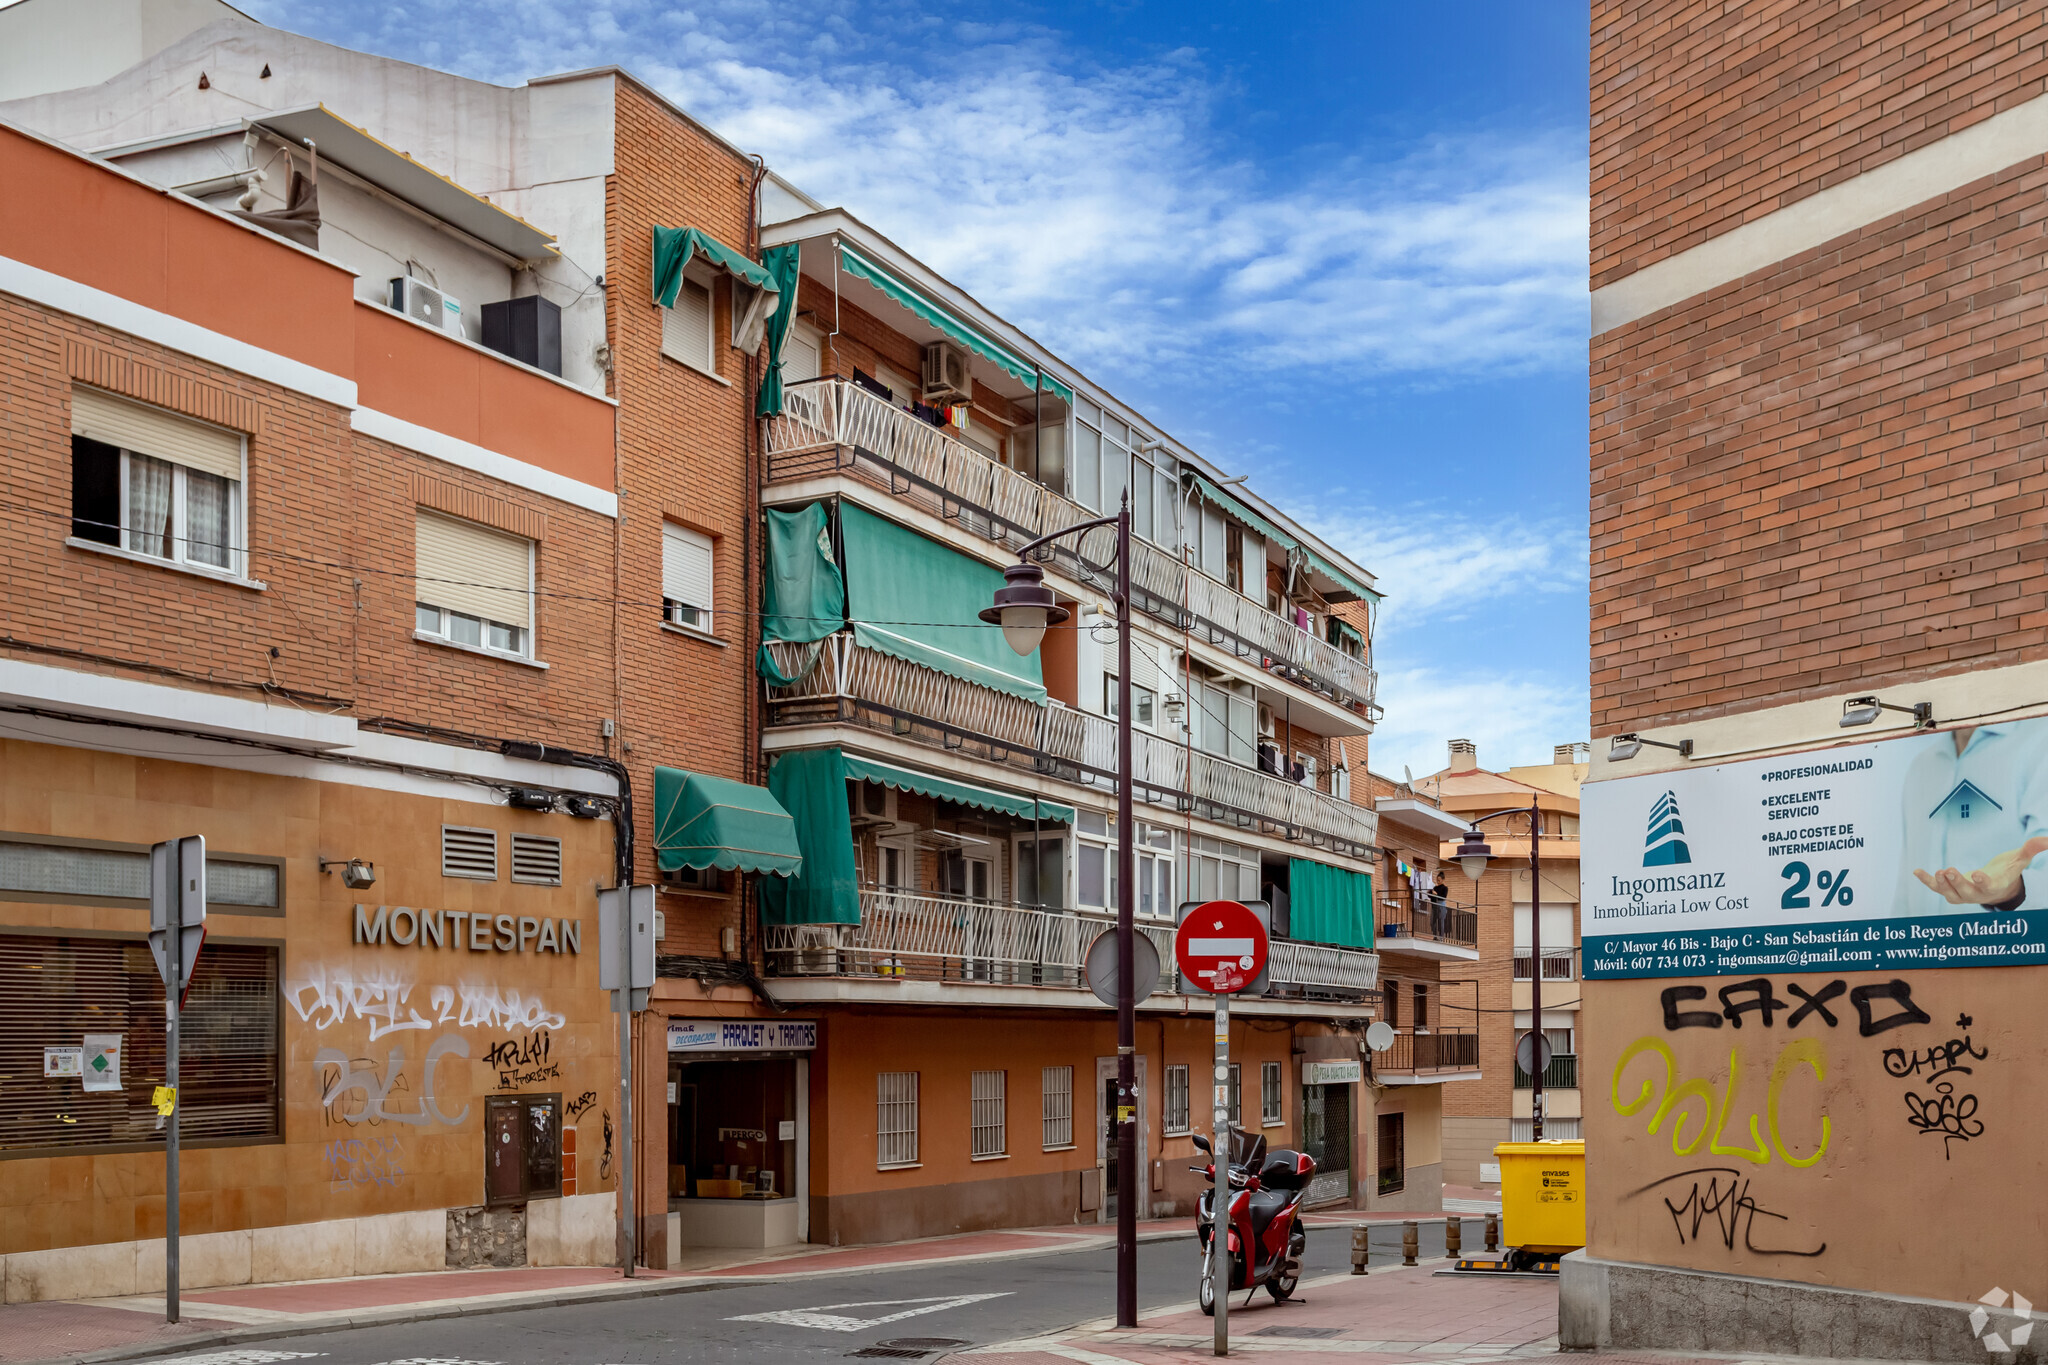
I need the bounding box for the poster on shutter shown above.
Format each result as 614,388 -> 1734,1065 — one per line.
44,1047 -> 83,1078
81,1034 -> 122,1092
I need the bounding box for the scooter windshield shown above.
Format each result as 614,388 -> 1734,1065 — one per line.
1225,1125 -> 1266,1170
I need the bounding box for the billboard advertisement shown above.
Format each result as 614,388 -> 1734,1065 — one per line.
1582,719 -> 2048,977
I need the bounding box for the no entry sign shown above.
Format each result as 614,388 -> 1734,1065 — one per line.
1174,899 -> 1269,995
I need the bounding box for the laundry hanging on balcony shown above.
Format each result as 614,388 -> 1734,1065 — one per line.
652,225 -> 780,354
758,501 -> 845,687
652,767 -> 803,876
1287,857 -> 1375,949
834,240 -> 1074,403
759,748 -> 860,925
755,242 -> 802,417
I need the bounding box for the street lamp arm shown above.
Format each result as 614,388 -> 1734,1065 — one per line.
1013,514 -> 1122,561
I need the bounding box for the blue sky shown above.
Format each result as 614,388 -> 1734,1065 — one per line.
250,0 -> 1592,781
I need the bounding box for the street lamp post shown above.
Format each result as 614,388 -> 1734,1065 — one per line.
1453,792 -> 1547,1138
982,495 -> 1139,1328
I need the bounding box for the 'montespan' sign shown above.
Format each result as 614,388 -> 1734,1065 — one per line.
354,903 -> 582,954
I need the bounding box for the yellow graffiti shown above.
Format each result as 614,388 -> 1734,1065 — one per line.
1612,1034 -> 1827,1167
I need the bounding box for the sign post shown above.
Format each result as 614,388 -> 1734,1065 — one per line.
149,836 -> 205,1324
1175,899 -> 1270,1358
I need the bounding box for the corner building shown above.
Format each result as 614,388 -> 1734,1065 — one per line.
1576,3 -> 2048,1355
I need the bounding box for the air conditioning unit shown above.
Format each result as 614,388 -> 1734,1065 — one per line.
661,864 -> 724,892
921,341 -> 972,404
785,923 -> 846,975
854,780 -> 897,824
389,276 -> 463,335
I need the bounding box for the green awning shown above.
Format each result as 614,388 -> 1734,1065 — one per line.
1288,858 -> 1374,949
1189,474 -> 1381,605
840,500 -> 1047,703
759,749 -> 860,925
758,501 -> 845,686
653,226 -> 779,353
843,752 -> 1076,825
653,768 -> 803,876
836,241 -> 1075,404
755,242 -> 803,417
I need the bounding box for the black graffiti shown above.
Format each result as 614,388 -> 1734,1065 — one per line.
1883,1036 -> 1986,1082
1630,1167 -> 1826,1259
601,1110 -> 614,1179
1785,980 -> 1845,1028
567,1090 -> 598,1120
482,1030 -> 551,1070
1662,978 -> 1929,1037
1850,980 -> 1931,1036
1903,1084 -> 1984,1159
493,1062 -> 561,1088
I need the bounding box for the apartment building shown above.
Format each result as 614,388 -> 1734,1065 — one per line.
1574,4 -> 2048,1353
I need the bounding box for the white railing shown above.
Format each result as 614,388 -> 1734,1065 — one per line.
766,888 -> 1378,998
763,635 -> 1380,853
765,378 -> 1377,714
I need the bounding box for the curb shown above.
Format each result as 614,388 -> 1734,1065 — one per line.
21,1227 -> 1195,1365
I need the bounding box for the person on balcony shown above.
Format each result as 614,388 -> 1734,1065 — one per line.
1429,872 -> 1451,938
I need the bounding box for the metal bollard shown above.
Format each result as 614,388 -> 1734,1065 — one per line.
1445,1214 -> 1461,1258
1401,1220 -> 1419,1266
1485,1212 -> 1499,1252
1350,1222 -> 1369,1274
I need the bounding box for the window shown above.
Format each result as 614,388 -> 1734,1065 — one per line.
415,511 -> 533,659
1041,1066 -> 1074,1149
878,1071 -> 919,1167
1261,1061 -> 1283,1126
71,389 -> 246,577
1383,977 -> 1399,1028
1193,682 -> 1255,766
1,935 -> 278,1153
661,278 -> 715,372
971,1070 -> 1006,1158
0,839 -> 281,913
785,324 -> 823,383
1183,835 -> 1261,906
1413,982 -> 1429,1029
662,522 -> 716,631
1164,1064 -> 1191,1135
485,1094 -> 561,1205
442,825 -> 498,880
510,833 -> 562,886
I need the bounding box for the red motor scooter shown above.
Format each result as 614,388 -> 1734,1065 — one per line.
1191,1126 -> 1315,1315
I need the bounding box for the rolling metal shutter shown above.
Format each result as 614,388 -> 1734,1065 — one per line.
415,510 -> 531,628
661,280 -> 714,370
662,522 -> 714,614
72,388 -> 244,481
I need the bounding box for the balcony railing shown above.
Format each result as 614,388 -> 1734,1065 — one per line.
764,633 -> 1378,858
1512,948 -> 1578,981
1513,1054 -> 1579,1089
764,888 -> 1378,1002
764,378 -> 1377,716
1376,896 -> 1479,949
1368,1028 -> 1479,1075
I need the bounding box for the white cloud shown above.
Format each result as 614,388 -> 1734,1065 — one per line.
1369,665 -> 1589,786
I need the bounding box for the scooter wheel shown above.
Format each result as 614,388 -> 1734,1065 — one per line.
1199,1267 -> 1216,1317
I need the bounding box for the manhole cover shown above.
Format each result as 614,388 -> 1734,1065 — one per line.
1253,1324 -> 1346,1338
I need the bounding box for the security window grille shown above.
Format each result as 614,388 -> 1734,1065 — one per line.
510,833 -> 563,886
661,279 -> 716,372
1041,1066 -> 1073,1149
1164,1064 -> 1191,1135
1228,1063 -> 1242,1124
70,389 -> 246,577
971,1070 -> 1006,1158
1261,1061 -> 1283,1125
0,935 -> 279,1153
442,826 -> 498,880
414,511 -> 532,658
877,1071 -> 919,1167
662,522 -> 715,630
0,840 -> 279,914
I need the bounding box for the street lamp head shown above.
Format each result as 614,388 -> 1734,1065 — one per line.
979,560 -> 1071,656
1454,828 -> 1492,881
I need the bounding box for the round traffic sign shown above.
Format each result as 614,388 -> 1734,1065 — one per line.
1174,899 -> 1269,995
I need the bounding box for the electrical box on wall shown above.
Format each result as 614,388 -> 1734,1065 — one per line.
482,295 -> 562,376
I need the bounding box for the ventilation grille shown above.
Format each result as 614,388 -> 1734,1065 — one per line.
510,833 -> 562,886
442,826 -> 498,880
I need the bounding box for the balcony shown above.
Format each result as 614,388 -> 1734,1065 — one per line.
764,378 -> 1377,717
1512,948 -> 1578,981
764,888 -> 1378,1004
764,633 -> 1377,858
1513,1053 -> 1579,1089
1367,1027 -> 1479,1082
1375,895 -> 1480,961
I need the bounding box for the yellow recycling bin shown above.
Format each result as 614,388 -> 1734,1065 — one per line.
1494,1139 -> 1585,1259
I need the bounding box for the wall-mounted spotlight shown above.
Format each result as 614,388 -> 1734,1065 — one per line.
319,857 -> 377,889
1840,696 -> 1933,729
1609,733 -> 1693,762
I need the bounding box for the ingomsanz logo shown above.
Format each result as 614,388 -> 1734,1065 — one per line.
1644,791 -> 1692,867
1971,1287 -> 2034,1354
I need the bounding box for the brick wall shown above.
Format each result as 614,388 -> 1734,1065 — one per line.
1590,153 -> 2048,733
1592,0 -> 2048,288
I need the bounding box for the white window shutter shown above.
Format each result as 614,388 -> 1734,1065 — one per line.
785,329 -> 822,382
415,511 -> 531,628
72,388 -> 243,481
662,280 -> 714,370
662,522 -> 715,614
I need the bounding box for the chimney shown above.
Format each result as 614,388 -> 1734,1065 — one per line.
1554,744 -> 1575,763
1448,738 -> 1478,773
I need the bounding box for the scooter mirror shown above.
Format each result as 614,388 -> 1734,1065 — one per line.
1191,1134 -> 1211,1153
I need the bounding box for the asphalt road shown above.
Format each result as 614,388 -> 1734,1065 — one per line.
196,1221 -> 1454,1365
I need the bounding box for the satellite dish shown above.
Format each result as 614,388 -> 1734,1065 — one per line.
1365,1021 -> 1396,1052
1403,765 -> 1414,785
